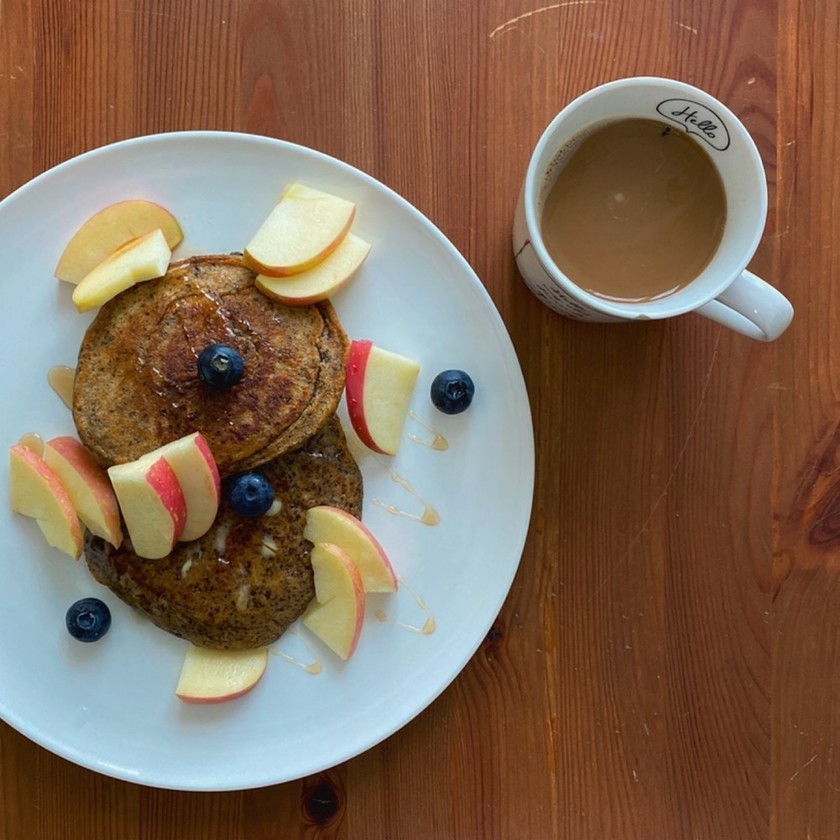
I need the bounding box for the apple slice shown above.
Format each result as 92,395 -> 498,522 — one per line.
175,645 -> 268,703
55,199 -> 183,284
304,506 -> 397,593
345,340 -> 421,455
254,232 -> 371,305
243,183 -> 356,277
43,436 -> 123,548
8,444 -> 83,559
107,456 -> 186,559
302,542 -> 365,660
72,228 -> 171,313
139,432 -> 220,542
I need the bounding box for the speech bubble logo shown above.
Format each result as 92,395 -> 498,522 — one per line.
656,99 -> 731,151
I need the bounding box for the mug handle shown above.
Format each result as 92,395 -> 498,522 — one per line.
695,270 -> 793,341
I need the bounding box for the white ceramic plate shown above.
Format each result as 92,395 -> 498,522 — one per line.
0,132 -> 534,791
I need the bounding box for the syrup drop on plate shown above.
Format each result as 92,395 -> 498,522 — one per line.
407,410 -> 448,451
17,432 -> 45,457
396,576 -> 437,635
47,365 -> 76,409
373,469 -> 440,526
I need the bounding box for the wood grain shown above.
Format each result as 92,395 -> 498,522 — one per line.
2,0 -> 839,837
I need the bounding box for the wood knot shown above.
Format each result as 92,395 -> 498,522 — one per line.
809,481 -> 840,546
780,417 -> 840,570
302,776 -> 344,826
483,619 -> 505,661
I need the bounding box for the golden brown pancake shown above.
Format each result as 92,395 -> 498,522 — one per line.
83,417 -> 362,649
73,254 -> 349,476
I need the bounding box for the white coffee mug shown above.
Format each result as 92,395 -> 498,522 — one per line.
513,77 -> 793,341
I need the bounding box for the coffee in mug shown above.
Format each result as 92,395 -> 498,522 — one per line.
513,77 -> 794,341
540,118 -> 726,303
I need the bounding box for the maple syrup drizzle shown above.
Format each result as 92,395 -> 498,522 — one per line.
407,410 -> 448,451
373,470 -> 440,526
396,575 -> 436,635
47,365 -> 76,409
17,432 -> 45,457
270,626 -> 322,674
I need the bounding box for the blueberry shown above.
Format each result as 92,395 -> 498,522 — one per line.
197,344 -> 245,389
228,472 -> 274,518
430,369 -> 475,414
66,598 -> 112,643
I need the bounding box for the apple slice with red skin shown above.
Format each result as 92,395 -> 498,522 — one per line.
107,456 -> 186,559
176,645 -> 269,703
243,183 -> 356,277
304,506 -> 397,593
254,232 -> 371,305
44,436 -> 123,548
302,542 -> 365,660
345,340 -> 421,456
55,199 -> 183,284
8,444 -> 84,559
138,432 -> 220,542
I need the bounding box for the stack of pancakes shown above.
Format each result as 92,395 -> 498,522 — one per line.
75,255 -> 363,649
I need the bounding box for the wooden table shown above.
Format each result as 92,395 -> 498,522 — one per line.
1,1 -> 837,837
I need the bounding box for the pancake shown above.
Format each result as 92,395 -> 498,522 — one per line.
83,417 -> 362,649
73,254 -> 349,476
